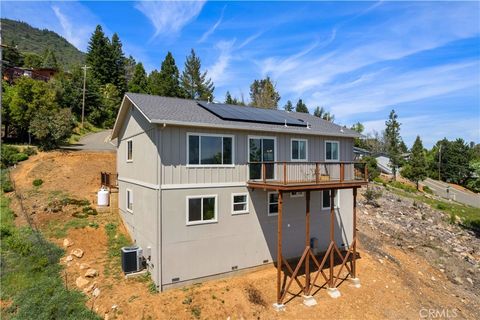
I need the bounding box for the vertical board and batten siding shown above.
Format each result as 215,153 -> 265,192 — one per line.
160,126 -> 354,186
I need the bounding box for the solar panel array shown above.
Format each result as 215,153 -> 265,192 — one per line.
198,102 -> 307,127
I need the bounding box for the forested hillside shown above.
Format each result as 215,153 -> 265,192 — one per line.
1,18 -> 85,69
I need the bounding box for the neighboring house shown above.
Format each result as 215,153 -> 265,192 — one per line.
2,66 -> 57,83
353,146 -> 371,160
111,93 -> 367,305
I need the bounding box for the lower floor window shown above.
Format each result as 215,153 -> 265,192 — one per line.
232,193 -> 249,214
268,192 -> 279,216
322,190 -> 339,209
187,195 -> 217,224
126,189 -> 133,212
290,191 -> 304,198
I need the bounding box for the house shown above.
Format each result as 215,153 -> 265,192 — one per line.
111,93 -> 367,307
353,146 -> 371,160
2,66 -> 58,83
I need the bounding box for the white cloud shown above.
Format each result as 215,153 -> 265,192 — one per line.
198,5 -> 226,43
207,39 -> 236,87
135,1 -> 206,38
238,31 -> 264,49
51,5 -> 87,50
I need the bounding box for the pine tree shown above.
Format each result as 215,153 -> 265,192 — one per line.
401,136 -> 427,189
3,40 -> 23,66
124,55 -> 137,84
128,63 -> 148,93
224,91 -> 243,105
313,106 -> 335,122
148,70 -> 162,95
41,49 -> 58,69
284,100 -> 293,112
180,49 -> 214,100
85,25 -> 113,86
295,99 -> 309,113
385,109 -> 402,181
110,33 -> 127,94
249,77 -> 280,109
156,52 -> 181,97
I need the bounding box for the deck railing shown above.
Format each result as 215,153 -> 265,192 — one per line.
100,172 -> 118,188
248,161 -> 367,185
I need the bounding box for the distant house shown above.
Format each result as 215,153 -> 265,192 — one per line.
2,66 -> 58,83
353,146 -> 371,160
111,93 -> 367,306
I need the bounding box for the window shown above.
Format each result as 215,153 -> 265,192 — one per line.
232,193 -> 249,215
291,139 -> 308,161
322,190 -> 340,209
186,195 -> 217,225
290,191 -> 304,198
325,141 -> 339,161
268,192 -> 279,216
187,134 -> 233,166
127,140 -> 133,162
126,189 -> 133,212
249,136 -> 276,180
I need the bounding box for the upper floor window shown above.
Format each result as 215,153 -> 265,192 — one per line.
291,139 -> 307,161
127,140 -> 133,162
325,141 -> 339,161
188,133 -> 233,166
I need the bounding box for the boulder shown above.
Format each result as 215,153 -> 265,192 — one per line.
76,276 -> 89,288
71,248 -> 84,258
65,255 -> 73,262
83,283 -> 97,293
93,288 -> 101,298
79,263 -> 90,270
63,238 -> 74,247
85,268 -> 99,278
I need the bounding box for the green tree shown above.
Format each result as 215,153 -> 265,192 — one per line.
313,106 -> 335,122
362,156 -> 380,181
401,136 -> 427,189
85,25 -> 113,86
23,53 -> 43,68
2,40 -> 23,66
29,107 -> 74,150
431,138 -> 472,185
124,55 -> 136,84
110,33 -> 127,94
385,110 -> 402,181
295,99 -> 309,113
180,49 -> 214,100
249,77 -> 280,109
224,91 -> 243,105
128,63 -> 148,93
351,122 -> 364,134
88,83 -> 121,128
158,52 -> 181,97
284,100 -> 293,112
41,48 -> 58,69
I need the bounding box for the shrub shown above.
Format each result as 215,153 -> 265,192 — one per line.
363,188 -> 382,207
1,145 -> 29,168
436,203 -> 448,210
423,185 -> 433,194
23,146 -> 37,156
32,179 -> 43,187
389,181 -> 417,193
1,170 -> 14,193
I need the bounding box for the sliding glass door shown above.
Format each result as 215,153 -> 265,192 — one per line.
249,137 -> 276,180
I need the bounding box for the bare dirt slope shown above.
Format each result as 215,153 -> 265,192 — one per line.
8,151 -> 479,320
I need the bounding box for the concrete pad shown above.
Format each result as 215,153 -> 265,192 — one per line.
327,287 -> 341,298
124,269 -> 148,279
302,295 -> 317,307
272,303 -> 286,312
349,277 -> 361,288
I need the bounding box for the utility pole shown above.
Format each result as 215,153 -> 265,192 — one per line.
438,144 -> 442,181
81,65 -> 91,128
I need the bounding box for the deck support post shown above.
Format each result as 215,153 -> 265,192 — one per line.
352,188 -> 357,278
305,190 -> 311,294
329,188 -> 335,288
274,190 -> 285,310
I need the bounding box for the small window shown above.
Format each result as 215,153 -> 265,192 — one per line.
322,190 -> 339,209
127,140 -> 133,162
187,195 -> 217,225
232,193 -> 249,215
187,134 -> 233,166
291,139 -> 307,161
290,191 -> 304,198
126,189 -> 133,212
325,141 -> 339,161
268,192 -> 279,216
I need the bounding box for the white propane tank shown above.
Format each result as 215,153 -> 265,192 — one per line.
97,187 -> 109,206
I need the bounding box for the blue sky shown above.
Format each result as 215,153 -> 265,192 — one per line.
2,1 -> 479,147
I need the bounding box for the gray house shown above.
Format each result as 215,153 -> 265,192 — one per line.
111,93 -> 367,307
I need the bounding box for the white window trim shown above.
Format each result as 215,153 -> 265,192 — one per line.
126,188 -> 133,213
231,192 -> 249,215
186,132 -> 235,168
126,139 -> 133,162
248,135 -> 277,180
290,138 -> 308,162
186,194 -> 218,226
321,189 -> 340,210
267,191 -> 279,216
325,140 -> 340,162
290,191 -> 305,198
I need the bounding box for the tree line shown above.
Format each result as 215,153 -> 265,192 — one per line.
353,110 -> 479,192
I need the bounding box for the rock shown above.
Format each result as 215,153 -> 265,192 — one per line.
71,248 -> 84,258
76,276 -> 90,288
104,314 -> 110,320
65,255 -> 73,262
79,263 -> 90,270
85,268 -> 98,278
93,288 -> 101,297
454,277 -> 463,284
83,283 -> 97,293
63,238 -> 74,247
466,277 -> 473,285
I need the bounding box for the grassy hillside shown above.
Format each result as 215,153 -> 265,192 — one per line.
1,18 -> 85,70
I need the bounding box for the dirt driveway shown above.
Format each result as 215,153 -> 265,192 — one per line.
8,151 -> 479,319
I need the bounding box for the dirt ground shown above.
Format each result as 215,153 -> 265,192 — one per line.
7,151 -> 479,319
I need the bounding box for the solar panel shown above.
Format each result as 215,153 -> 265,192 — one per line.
198,102 -> 307,127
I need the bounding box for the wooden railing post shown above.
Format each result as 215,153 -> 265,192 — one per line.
315,163 -> 319,184
283,162 -> 287,185
262,163 -> 266,183
340,163 -> 344,182
364,164 -> 368,182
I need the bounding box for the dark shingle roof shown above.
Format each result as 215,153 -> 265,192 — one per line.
117,92 -> 361,138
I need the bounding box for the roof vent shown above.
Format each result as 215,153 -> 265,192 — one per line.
340,128 -> 344,133
306,122 -> 311,129
284,120 -> 288,127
